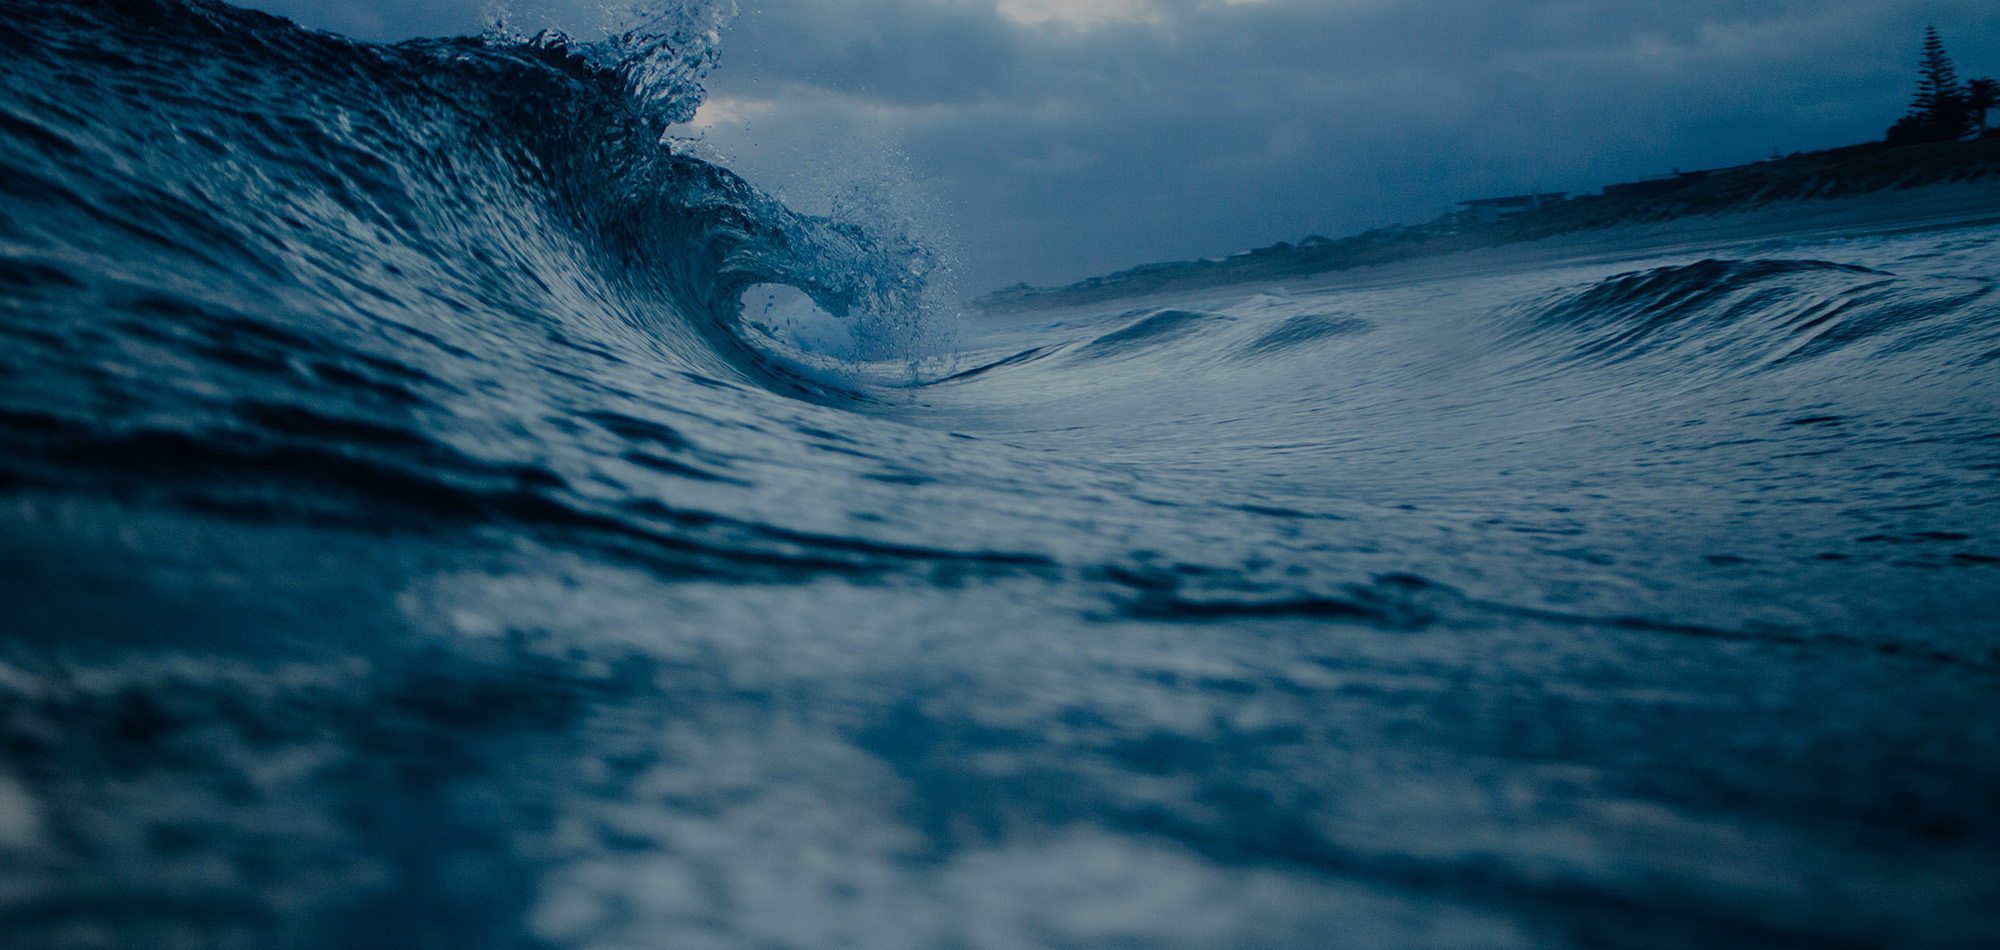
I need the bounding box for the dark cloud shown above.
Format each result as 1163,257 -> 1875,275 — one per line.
244,0 -> 2000,292
721,0 -> 1024,105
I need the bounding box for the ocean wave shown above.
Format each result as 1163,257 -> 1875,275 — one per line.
1502,257 -> 1999,376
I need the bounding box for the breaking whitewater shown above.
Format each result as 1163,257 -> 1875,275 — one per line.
2,1 -> 1998,948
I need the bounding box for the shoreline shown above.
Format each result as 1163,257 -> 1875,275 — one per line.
972,179 -> 2000,324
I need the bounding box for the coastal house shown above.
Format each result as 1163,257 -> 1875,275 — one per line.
1602,168 -> 1710,198
1601,162 -> 1764,199
1454,192 -> 1567,226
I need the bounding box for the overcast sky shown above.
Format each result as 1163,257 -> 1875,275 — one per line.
247,0 -> 1999,294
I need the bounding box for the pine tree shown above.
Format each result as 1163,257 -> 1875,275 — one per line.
1915,27 -> 1967,130
1888,27 -> 1971,144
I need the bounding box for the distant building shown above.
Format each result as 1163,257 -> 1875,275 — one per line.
1453,192 -> 1567,226
1601,164 -> 1754,199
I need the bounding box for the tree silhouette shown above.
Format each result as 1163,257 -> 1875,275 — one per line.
1969,78 -> 1999,134
1886,27 -> 1972,144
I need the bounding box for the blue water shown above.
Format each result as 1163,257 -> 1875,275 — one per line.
3,2 -> 1999,947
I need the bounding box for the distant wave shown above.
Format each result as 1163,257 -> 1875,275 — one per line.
1501,258 -> 1999,377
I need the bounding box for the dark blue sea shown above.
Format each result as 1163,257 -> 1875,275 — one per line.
2,2 -> 1999,947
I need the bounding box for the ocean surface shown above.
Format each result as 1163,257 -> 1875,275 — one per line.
3,2 -> 1999,947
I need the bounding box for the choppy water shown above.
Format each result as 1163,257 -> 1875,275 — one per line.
3,1 -> 1999,947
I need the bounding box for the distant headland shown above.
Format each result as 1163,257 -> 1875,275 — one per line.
977,28 -> 2000,314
